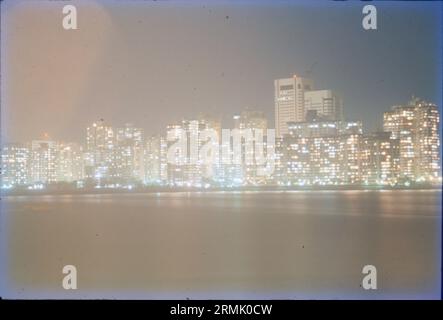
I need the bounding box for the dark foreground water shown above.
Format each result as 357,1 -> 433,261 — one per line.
0,190 -> 441,299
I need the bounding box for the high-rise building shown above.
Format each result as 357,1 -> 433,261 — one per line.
166,119 -> 219,186
57,143 -> 84,182
361,132 -> 400,185
85,120 -> 115,181
232,109 -> 270,185
274,75 -> 313,137
115,123 -> 144,182
144,135 -> 168,185
304,89 -> 343,121
413,100 -> 440,182
1,143 -> 30,187
383,105 -> 415,181
283,119 -> 364,185
273,137 -> 288,186
29,140 -> 58,184
383,98 -> 441,184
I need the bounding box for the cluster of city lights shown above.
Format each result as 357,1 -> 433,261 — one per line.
1,93 -> 440,190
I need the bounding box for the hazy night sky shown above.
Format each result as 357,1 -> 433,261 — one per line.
1,0 -> 441,143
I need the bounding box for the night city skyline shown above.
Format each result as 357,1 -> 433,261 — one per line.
1,0 -> 442,301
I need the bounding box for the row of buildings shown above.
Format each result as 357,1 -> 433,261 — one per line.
273,75 -> 440,186
1,75 -> 441,189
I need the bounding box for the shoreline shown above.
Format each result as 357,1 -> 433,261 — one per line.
1,185 -> 441,197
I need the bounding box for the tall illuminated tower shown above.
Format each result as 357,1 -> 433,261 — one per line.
274,75 -> 313,137
383,97 -> 441,184
85,119 -> 115,181
29,139 -> 58,184
1,143 -> 30,187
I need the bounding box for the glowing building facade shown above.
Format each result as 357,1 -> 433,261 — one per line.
144,135 -> 168,185
232,109 -> 270,185
361,132 -> 400,186
383,98 -> 441,184
57,143 -> 84,182
1,143 -> 30,187
413,100 -> 440,182
114,123 -> 144,183
166,119 -> 220,187
283,120 -> 364,185
29,140 -> 58,184
383,105 -> 416,181
1,96 -> 440,189
85,120 -> 115,182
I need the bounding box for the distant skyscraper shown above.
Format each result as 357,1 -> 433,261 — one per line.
284,119 -> 364,185
115,123 -> 144,182
166,119 -> 218,186
274,75 -> 313,137
85,120 -> 115,181
361,132 -> 400,186
413,99 -> 440,182
383,98 -> 441,184
383,105 -> 416,180
144,135 -> 167,185
273,137 -> 287,186
57,143 -> 84,182
232,109 -> 270,185
304,89 -> 343,121
361,132 -> 400,185
1,143 -> 30,187
29,139 -> 58,184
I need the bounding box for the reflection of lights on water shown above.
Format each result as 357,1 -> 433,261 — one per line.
26,184 -> 44,190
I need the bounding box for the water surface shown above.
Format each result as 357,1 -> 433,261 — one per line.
1,190 -> 441,299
